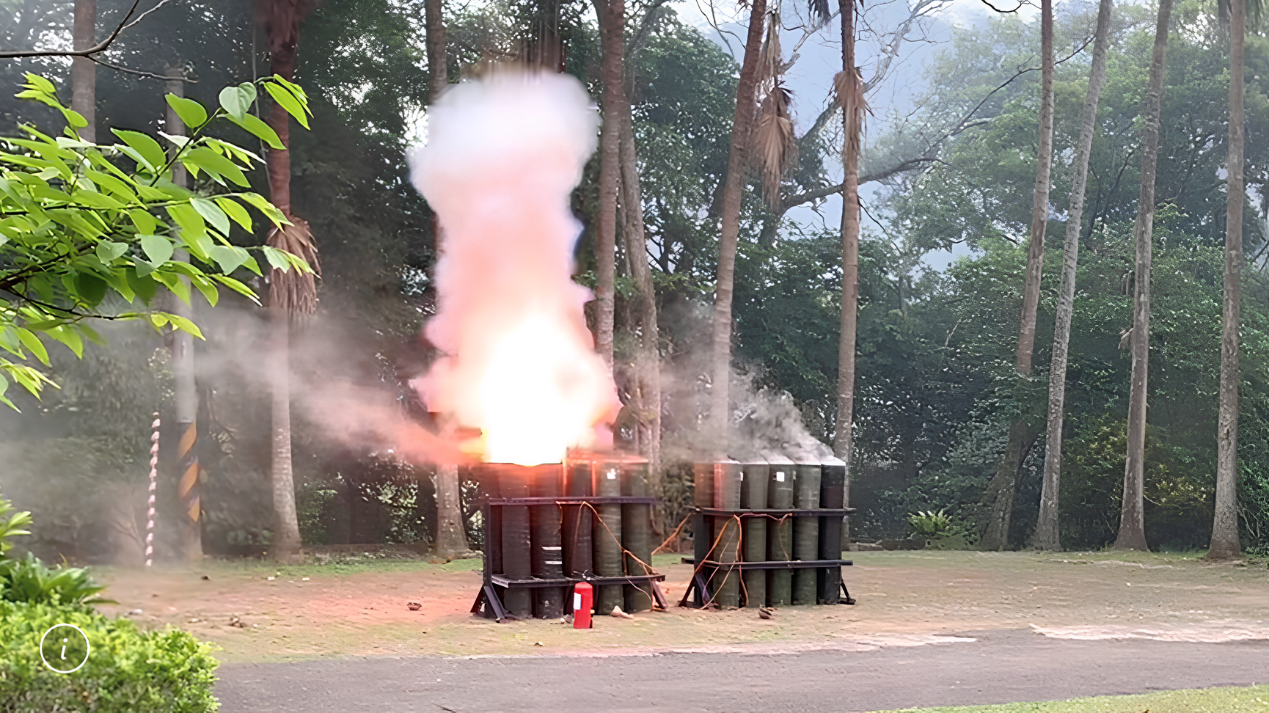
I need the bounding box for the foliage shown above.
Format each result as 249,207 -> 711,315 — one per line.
0,495 -> 31,558
908,509 -> 953,538
0,552 -> 110,606
0,72 -> 313,406
0,601 -> 218,713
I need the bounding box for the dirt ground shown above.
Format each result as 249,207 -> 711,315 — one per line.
95,550 -> 1269,664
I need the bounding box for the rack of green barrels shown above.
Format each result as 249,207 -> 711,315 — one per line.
683,456 -> 856,608
470,455 -> 668,622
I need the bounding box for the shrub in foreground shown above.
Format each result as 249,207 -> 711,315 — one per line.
0,602 -> 218,713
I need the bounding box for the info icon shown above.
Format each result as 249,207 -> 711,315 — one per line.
39,624 -> 90,674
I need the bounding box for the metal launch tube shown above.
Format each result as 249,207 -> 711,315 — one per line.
792,462 -> 821,605
563,458 -> 593,581
691,462 -> 714,607
818,457 -> 846,605
766,454 -> 794,606
740,459 -> 769,608
712,460 -> 742,608
496,464 -> 532,618
593,460 -> 624,616
621,457 -> 653,612
530,464 -> 565,619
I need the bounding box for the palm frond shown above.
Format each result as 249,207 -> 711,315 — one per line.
754,81 -> 796,208
834,66 -> 870,167
266,213 -> 320,317
756,10 -> 783,87
807,0 -> 832,27
255,0 -> 317,56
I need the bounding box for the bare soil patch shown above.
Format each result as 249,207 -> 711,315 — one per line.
94,550 -> 1269,663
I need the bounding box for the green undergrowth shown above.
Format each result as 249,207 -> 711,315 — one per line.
877,685 -> 1269,712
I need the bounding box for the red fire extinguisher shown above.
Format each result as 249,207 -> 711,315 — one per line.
572,582 -> 593,629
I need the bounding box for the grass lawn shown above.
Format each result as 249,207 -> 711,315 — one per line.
879,685 -> 1269,712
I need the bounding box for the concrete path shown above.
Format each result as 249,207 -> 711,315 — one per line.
215,628 -> 1269,712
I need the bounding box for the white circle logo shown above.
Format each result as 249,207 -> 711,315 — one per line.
39,624 -> 91,674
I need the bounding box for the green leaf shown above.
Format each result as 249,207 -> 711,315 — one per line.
215,197 -> 253,232
127,268 -> 159,302
140,235 -> 174,268
95,240 -> 128,263
16,329 -> 49,366
228,113 -> 285,150
111,129 -> 167,172
153,271 -> 190,303
165,94 -> 208,128
209,245 -> 251,275
218,85 -> 250,121
164,313 -> 204,340
262,246 -> 293,273
128,209 -> 158,234
75,273 -> 107,306
166,203 -> 207,242
191,275 -> 219,307
47,326 -> 84,358
182,147 -> 249,187
238,192 -> 286,226
190,196 -> 231,236
264,81 -> 310,129
212,274 -> 260,303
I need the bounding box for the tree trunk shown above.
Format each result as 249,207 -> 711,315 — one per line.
426,0 -> 447,97
167,66 -> 202,561
710,0 -> 767,447
593,0 -> 623,370
1210,0 -> 1244,560
978,0 -> 1054,551
72,0 -> 95,143
425,0 -> 469,559
834,0 -> 860,540
264,20 -> 302,561
268,311 -> 303,561
1116,0 -> 1172,552
619,97 -> 661,494
1035,0 -> 1114,551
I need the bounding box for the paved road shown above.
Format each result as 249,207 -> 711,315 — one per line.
216,629 -> 1269,712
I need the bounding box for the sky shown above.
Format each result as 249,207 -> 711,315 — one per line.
670,0 -> 1050,270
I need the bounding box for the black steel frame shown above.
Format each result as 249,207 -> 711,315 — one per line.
472,497 -> 668,622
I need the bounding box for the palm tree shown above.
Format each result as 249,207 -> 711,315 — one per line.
1116,0 -> 1173,552
710,0 -> 769,447
593,0 -> 623,370
72,0 -> 94,143
1210,0 -> 1256,560
257,0 -> 318,562
424,0 -> 469,559
1035,0 -> 1114,551
978,0 -> 1055,550
834,0 -> 862,526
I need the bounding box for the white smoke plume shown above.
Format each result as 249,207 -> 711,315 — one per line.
407,69 -> 621,465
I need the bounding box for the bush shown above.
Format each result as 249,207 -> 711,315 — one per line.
0,602 -> 218,713
0,553 -> 110,606
908,509 -> 953,538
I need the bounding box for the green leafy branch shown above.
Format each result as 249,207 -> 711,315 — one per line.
0,73 -> 314,408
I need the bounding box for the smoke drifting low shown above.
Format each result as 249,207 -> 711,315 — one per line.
408,69 -> 621,465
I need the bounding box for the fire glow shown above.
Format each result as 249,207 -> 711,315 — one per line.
409,69 -> 620,466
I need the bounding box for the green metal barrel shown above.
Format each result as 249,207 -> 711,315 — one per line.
712,460 -> 742,608
497,465 -> 533,618
563,459 -> 593,581
740,460 -> 768,607
530,464 -> 564,619
792,462 -> 821,605
766,454 -> 794,606
621,458 -> 653,612
691,462 -> 715,607
818,457 -> 846,605
593,460 -> 624,615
